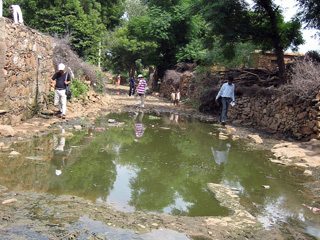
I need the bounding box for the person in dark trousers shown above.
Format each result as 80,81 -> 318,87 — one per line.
215,76 -> 235,125
50,63 -> 71,119
129,75 -> 136,96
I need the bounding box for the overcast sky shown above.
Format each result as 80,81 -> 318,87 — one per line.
247,0 -> 319,54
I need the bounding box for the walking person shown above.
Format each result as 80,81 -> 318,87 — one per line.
171,89 -> 176,106
9,4 -> 23,24
129,75 -> 136,96
50,63 -> 71,119
135,74 -> 147,108
117,74 -> 121,86
215,76 -> 235,125
176,88 -> 181,107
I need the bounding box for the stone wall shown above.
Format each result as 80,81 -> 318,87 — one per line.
251,51 -> 303,70
0,18 -> 5,111
0,17 -> 54,125
228,91 -> 320,140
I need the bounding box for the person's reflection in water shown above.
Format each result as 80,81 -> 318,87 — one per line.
211,140 -> 231,166
52,129 -> 66,175
170,113 -> 174,123
174,113 -> 179,124
134,111 -> 146,141
53,129 -> 65,152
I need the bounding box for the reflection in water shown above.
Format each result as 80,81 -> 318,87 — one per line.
75,216 -> 190,240
53,129 -> 66,176
175,113 -> 179,123
52,129 -> 71,176
169,113 -> 179,124
53,129 -> 65,152
211,140 -> 231,166
134,111 -> 146,140
0,113 -> 319,238
103,165 -> 136,212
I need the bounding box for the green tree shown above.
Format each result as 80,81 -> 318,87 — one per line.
297,0 -> 320,29
145,1 -> 204,77
3,0 -> 125,64
103,0 -> 205,82
195,0 -> 304,83
103,23 -> 157,77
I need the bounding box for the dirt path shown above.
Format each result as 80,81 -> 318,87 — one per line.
0,84 -> 190,143
0,84 -> 319,239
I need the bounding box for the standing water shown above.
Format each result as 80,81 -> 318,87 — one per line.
0,112 -> 319,239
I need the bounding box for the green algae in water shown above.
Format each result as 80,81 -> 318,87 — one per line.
0,112 -> 319,239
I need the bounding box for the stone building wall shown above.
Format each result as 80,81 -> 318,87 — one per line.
0,17 -> 54,125
228,92 -> 320,140
251,51 -> 303,70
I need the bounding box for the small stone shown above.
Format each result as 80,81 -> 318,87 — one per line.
74,125 -> 82,130
0,125 -> 15,137
10,151 -> 21,156
248,135 -> 263,144
2,198 -> 17,204
262,185 -> 270,189
138,224 -> 146,229
304,170 -> 312,176
108,119 -> 116,123
60,132 -> 74,138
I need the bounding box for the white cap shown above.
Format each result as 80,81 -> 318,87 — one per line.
58,63 -> 65,71
138,74 -> 143,78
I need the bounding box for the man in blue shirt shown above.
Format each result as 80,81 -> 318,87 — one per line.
215,76 -> 235,125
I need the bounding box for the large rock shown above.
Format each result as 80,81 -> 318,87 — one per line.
299,126 -> 314,135
0,125 -> 15,136
247,134 -> 263,144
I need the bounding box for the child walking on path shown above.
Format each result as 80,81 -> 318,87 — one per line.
176,88 -> 180,107
171,89 -> 176,105
135,74 -> 147,108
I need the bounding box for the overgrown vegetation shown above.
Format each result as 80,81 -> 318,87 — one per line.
287,56 -> 320,101
69,78 -> 90,99
52,36 -> 106,94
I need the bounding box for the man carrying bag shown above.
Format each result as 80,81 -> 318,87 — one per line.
50,63 -> 71,119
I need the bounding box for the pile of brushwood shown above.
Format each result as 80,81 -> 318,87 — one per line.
197,51 -> 320,114
196,67 -> 281,114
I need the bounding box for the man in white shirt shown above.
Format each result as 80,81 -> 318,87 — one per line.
215,76 -> 235,125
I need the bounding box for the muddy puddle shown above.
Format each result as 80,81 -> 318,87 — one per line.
0,112 -> 319,239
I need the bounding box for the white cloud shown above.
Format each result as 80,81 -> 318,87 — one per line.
274,0 -> 319,53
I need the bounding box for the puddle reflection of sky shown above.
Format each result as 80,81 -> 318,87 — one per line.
76,216 -> 190,240
99,165 -> 193,215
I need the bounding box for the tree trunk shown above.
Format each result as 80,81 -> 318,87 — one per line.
275,45 -> 286,84
259,0 -> 287,84
129,63 -> 135,78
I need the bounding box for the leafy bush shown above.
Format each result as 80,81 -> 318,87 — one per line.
70,78 -> 90,99
93,69 -> 105,93
287,57 -> 320,100
49,91 -> 55,105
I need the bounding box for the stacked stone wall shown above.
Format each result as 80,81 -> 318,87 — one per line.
228,92 -> 320,140
0,17 -> 54,125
